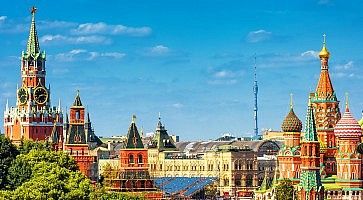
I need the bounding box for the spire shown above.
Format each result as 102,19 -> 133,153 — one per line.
253,55 -> 259,137
5,99 -> 8,111
259,170 -> 270,191
86,112 -> 90,123
156,112 -> 164,130
290,93 -> 293,109
303,97 -> 319,141
345,92 -> 349,112
126,115 -> 144,149
319,34 -> 330,59
72,90 -> 83,107
57,99 -> 61,112
65,111 -> 69,124
26,6 -> 40,56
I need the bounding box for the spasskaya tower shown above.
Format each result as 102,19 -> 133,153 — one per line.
3,7 -> 63,145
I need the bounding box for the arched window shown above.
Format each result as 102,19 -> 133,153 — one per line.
76,111 -> 80,120
129,154 -> 134,164
138,154 -> 143,163
246,174 -> 253,187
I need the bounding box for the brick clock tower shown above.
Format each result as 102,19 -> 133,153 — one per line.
4,7 -> 63,145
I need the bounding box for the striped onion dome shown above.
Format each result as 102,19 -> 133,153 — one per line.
334,106 -> 362,138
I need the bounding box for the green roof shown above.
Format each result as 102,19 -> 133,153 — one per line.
27,7 -> 40,57
125,115 -> 144,149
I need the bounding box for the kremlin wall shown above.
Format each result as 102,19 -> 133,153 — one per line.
4,7 -> 363,200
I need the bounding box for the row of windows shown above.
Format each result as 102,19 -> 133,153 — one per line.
151,163 -> 260,171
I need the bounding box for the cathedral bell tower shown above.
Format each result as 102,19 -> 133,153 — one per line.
3,7 -> 63,145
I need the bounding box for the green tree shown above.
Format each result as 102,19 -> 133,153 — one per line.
20,149 -> 78,171
0,135 -> 19,189
275,179 -> 296,200
18,140 -> 52,154
8,162 -> 92,200
6,157 -> 32,190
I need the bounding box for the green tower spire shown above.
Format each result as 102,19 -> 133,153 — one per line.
27,6 -> 40,57
125,115 -> 144,149
303,97 -> 318,142
299,97 -> 323,199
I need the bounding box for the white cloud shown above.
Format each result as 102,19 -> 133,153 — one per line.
38,20 -> 77,30
246,30 -> 272,43
72,22 -> 152,37
143,45 -> 171,57
172,103 -> 184,109
301,50 -> 319,58
0,16 -> 7,23
208,79 -> 238,85
150,45 -> 169,55
54,49 -> 125,62
40,34 -> 111,45
334,61 -> 353,70
87,52 -> 126,60
213,70 -> 239,78
331,72 -> 356,79
55,49 -> 87,62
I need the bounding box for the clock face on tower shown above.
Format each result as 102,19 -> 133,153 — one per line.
33,87 -> 48,104
17,87 -> 28,105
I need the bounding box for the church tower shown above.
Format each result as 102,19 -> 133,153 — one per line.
298,98 -> 324,200
278,94 -> 302,184
334,95 -> 363,190
3,7 -> 63,145
310,35 -> 341,175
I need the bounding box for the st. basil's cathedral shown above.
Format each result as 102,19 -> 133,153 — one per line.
256,37 -> 363,199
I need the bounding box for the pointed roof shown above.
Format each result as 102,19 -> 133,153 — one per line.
303,98 -> 319,142
281,94 -> 302,132
72,90 -> 83,107
315,35 -> 335,100
334,94 -> 362,138
259,171 -> 270,191
151,114 -> 176,150
125,115 -> 144,149
49,120 -> 59,144
26,6 -> 40,56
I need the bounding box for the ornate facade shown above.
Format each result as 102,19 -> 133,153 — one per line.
310,36 -> 341,176
3,7 -> 63,145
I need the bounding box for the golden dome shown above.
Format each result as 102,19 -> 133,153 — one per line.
319,34 -> 330,58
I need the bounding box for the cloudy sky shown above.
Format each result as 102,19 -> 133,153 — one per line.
1,0 -> 363,140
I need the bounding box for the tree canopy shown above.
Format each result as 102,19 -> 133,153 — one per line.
275,179 -> 296,200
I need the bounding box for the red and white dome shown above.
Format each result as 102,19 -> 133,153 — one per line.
334,107 -> 362,138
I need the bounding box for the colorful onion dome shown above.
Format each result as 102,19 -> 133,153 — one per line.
281,95 -> 302,132
334,97 -> 362,138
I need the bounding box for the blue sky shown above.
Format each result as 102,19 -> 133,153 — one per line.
1,0 -> 363,140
